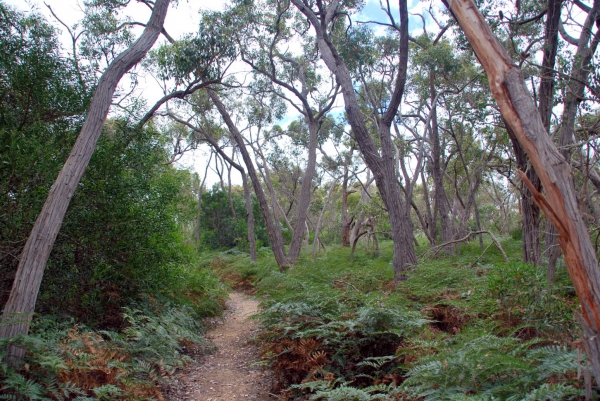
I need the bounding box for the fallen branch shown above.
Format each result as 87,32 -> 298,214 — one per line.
421,230 -> 508,262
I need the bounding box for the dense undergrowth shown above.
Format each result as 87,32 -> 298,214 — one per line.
0,5 -> 231,398
0,262 -> 227,400
214,239 -> 589,400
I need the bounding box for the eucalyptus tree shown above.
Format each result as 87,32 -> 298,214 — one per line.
492,0 -> 561,267
165,103 -> 259,260
0,0 -> 171,364
231,0 -> 340,262
208,87 -> 292,268
340,145 -> 358,247
403,30 -> 483,250
290,0 -> 416,280
141,8 -> 271,259
444,120 -> 497,252
413,36 -> 455,250
139,6 -> 238,126
443,0 -> 600,381
543,0 -> 600,277
311,175 -> 340,260
351,31 -> 429,253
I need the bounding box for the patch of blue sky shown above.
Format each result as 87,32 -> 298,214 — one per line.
275,113 -> 302,129
356,0 -> 436,36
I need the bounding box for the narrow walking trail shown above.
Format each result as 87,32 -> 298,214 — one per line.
166,292 -> 275,400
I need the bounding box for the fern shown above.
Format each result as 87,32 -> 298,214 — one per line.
0,299 -> 212,400
310,384 -> 395,401
356,355 -> 396,370
401,330 -> 584,400
510,383 -> 583,401
92,384 -> 122,400
1,373 -> 46,400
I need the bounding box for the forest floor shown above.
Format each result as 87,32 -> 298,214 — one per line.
165,292 -> 276,400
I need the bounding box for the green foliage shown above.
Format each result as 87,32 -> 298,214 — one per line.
0,10 -> 227,399
149,6 -> 239,87
222,240 -> 585,400
0,297 -> 218,400
401,330 -> 583,400
299,382 -> 395,400
0,4 -> 207,325
0,2 -> 90,305
198,187 -> 268,251
32,120 -> 203,328
483,261 -> 577,338
79,0 -> 136,70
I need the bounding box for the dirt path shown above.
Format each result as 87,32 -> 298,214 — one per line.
165,292 -> 276,400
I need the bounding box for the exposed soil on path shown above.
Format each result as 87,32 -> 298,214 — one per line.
165,292 -> 276,400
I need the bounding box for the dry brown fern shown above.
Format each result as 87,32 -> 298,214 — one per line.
262,336 -> 330,390
56,326 -> 164,400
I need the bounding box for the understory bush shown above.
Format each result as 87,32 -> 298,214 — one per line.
401,329 -> 583,400
260,298 -> 427,393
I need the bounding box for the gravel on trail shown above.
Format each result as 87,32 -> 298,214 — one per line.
164,292 -> 276,400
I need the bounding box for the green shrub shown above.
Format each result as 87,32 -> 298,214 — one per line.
483,261 -> 577,338
225,240 -> 585,400
198,188 -> 268,251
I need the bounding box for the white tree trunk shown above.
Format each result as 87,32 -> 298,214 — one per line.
0,0 -> 170,365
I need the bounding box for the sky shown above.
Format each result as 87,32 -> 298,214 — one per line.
6,0 -> 434,187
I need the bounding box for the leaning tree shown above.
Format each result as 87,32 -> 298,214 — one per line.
443,0 -> 600,382
0,0 -> 171,365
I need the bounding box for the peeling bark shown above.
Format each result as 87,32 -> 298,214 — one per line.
444,0 -> 600,380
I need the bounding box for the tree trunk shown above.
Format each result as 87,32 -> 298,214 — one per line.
214,153 -> 225,191
548,0 -> 600,277
243,174 -> 258,261
288,120 -> 318,262
290,0 -> 416,280
429,72 -> 453,251
312,178 -> 338,260
507,123 -> 542,266
226,154 -> 236,219
421,170 -> 435,243
207,88 -> 290,269
540,0 -> 562,277
350,211 -> 365,250
378,124 -> 418,280
0,0 -> 170,366
342,171 -> 351,247
350,221 -> 368,262
166,112 -> 258,260
341,149 -> 355,246
444,0 -> 600,381
195,152 -> 212,249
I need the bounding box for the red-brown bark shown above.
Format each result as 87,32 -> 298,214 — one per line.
444,0 -> 600,380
